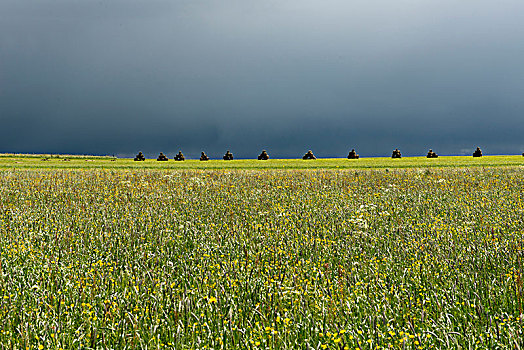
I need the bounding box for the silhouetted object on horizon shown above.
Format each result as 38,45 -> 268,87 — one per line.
223,150 -> 234,160
174,151 -> 185,161
302,150 -> 316,160
134,152 -> 145,161
426,149 -> 438,158
157,152 -> 169,161
258,150 -> 269,160
473,147 -> 483,157
522,152 -> 524,157
392,149 -> 402,158
347,149 -> 359,159
200,152 -> 210,161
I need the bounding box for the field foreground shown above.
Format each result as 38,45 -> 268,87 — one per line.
0,167 -> 523,348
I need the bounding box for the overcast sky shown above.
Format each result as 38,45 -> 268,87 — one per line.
1,0 -> 523,158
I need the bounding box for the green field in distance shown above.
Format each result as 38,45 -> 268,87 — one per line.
0,154 -> 523,169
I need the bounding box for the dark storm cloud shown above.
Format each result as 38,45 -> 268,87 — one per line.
1,0 -> 523,158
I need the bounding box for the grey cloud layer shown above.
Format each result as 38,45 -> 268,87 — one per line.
1,0 -> 523,158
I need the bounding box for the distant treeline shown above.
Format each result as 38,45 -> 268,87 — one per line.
135,147 -> 524,161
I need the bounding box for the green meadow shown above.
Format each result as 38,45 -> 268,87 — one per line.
0,154 -> 523,348
0,154 -> 523,169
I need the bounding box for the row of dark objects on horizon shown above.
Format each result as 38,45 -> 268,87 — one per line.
133,147 -> 521,161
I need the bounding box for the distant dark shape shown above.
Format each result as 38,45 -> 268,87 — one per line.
302,150 -> 316,160
174,151 -> 185,161
522,152 -> 524,157
473,147 -> 483,157
347,149 -> 359,159
223,150 -> 234,160
157,152 -> 169,161
134,152 -> 146,161
200,152 -> 210,161
392,149 -> 402,158
426,149 -> 438,158
258,150 -> 269,160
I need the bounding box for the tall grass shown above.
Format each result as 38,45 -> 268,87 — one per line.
0,168 -> 522,348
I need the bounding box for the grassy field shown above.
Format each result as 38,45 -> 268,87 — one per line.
0,154 -> 523,169
0,158 -> 523,348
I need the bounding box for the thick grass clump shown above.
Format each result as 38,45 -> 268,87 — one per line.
0,168 -> 523,348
